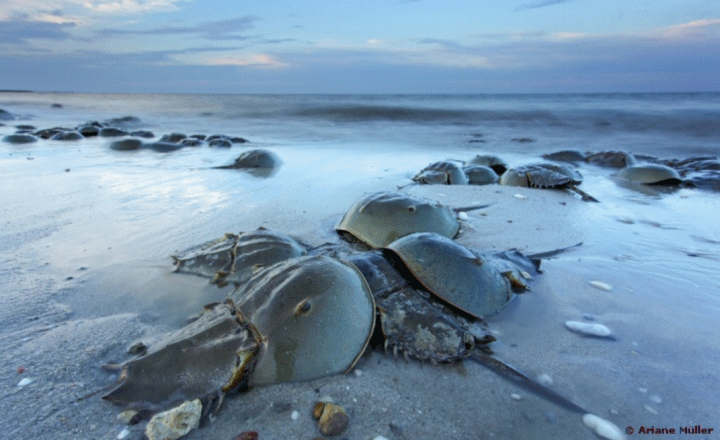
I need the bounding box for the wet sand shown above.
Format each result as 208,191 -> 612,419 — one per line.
1,137 -> 719,440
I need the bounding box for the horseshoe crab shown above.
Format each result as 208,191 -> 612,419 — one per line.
616,164 -> 682,185
412,161 -> 469,185
172,228 -> 306,287
104,254 -> 376,405
585,151 -> 638,168
384,232 -> 534,318
335,191 -> 461,248
215,149 -> 282,177
345,250 -> 496,363
500,163 -> 599,202
103,225 -> 590,426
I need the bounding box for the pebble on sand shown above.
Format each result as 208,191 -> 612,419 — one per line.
313,402 -> 349,437
145,399 -> 202,440
583,414 -> 626,440
565,321 -> 613,338
589,280 -> 613,291
17,378 -> 33,387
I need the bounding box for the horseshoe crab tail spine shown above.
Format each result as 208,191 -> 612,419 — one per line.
453,203 -> 493,213
526,242 -> 583,261
567,184 -> 600,203
469,351 -> 588,415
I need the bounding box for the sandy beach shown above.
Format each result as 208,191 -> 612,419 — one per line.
1,96 -> 720,440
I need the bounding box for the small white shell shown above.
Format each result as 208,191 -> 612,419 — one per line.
457,211 -> 468,221
514,193 -> 527,199
565,321 -> 613,338
537,373 -> 553,386
589,280 -> 613,291
510,393 -> 521,401
117,428 -> 130,440
582,413 -> 626,440
17,378 -> 33,387
290,410 -> 299,420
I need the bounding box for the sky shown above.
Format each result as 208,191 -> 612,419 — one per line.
0,0 -> 718,93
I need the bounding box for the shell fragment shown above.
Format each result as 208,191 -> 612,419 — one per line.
565,321 -> 613,338
582,413 -> 626,440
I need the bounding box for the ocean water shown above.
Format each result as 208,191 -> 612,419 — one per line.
3,92 -> 720,157
1,92 -> 719,439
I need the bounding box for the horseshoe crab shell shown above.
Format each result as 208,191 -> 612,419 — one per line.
385,232 -> 532,318
230,255 -> 375,386
500,163 -> 582,188
616,164 -> 682,185
215,149 -> 282,177
346,251 -> 495,363
105,255 -> 375,405
172,228 -> 307,286
103,302 -> 259,405
336,191 -> 460,248
413,161 -> 469,185
462,165 -> 499,185
466,155 -> 508,175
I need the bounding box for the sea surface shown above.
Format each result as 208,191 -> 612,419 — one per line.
3,92 -> 720,157
1,92 -> 719,440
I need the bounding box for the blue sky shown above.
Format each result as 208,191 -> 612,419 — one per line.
0,0 -> 718,93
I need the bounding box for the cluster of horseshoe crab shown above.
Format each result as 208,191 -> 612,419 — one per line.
410,149 -> 706,202
102,190 -> 627,440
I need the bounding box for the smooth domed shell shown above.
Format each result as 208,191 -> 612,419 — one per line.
616,164 -> 682,185
336,192 -> 460,249
231,255 -> 375,386
498,168 -> 530,187
385,232 -> 515,317
462,165 -> 499,185
466,155 -> 508,175
3,133 -> 38,144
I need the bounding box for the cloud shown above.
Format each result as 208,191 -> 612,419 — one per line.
657,18 -> 720,39
204,53 -> 288,68
95,15 -> 259,41
2,30 -> 719,94
71,0 -> 189,14
0,18 -> 77,44
516,0 -> 571,11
